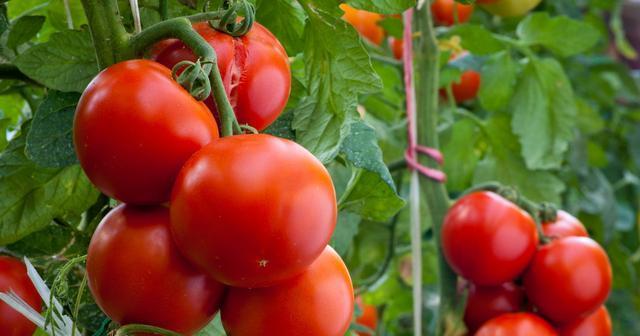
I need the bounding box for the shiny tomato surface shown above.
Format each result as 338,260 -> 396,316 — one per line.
74,60 -> 218,205
542,210 -> 589,240
87,205 -> 225,334
557,306 -> 612,336
170,134 -> 337,288
221,246 -> 354,336
464,282 -> 525,332
476,313 -> 558,336
0,256 -> 42,336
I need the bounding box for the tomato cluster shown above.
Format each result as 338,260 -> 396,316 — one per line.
0,256 -> 42,336
74,22 -> 353,335
443,191 -> 613,335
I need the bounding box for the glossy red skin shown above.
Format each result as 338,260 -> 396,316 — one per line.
463,283 -> 525,333
0,256 -> 42,336
476,313 -> 558,336
431,0 -> 474,26
74,60 -> 218,205
542,210 -> 589,240
153,22 -> 290,131
170,134 -> 337,288
558,306 -> 612,336
87,205 -> 225,335
221,246 -> 354,336
451,70 -> 481,102
442,191 -> 538,285
523,237 -> 612,323
340,4 -> 385,45
355,296 -> 379,335
390,37 -> 403,60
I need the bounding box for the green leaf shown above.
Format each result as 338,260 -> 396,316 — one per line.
510,58 -> 576,170
329,211 -> 361,256
517,13 -> 601,57
255,0 -> 305,55
47,0 -> 88,30
473,116 -> 565,204
7,15 -> 45,50
7,224 -> 76,257
447,24 -> 505,55
195,314 -> 226,336
293,0 -> 382,163
26,91 -> 80,168
14,28 -> 99,92
442,119 -> 480,192
0,126 -> 99,245
345,0 -> 414,14
338,121 -> 405,222
479,51 -> 517,112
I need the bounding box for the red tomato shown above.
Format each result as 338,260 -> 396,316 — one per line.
340,4 -> 385,45
523,237 -> 612,323
170,134 -> 337,288
451,70 -> 481,102
431,0 -> 474,26
542,210 -> 588,240
389,37 -> 403,60
0,256 -> 42,336
442,191 -> 538,285
557,306 -> 612,336
86,205 -> 225,334
476,313 -> 558,336
463,283 -> 525,332
355,296 -> 379,335
153,22 -> 290,131
221,246 -> 354,336
74,60 -> 218,205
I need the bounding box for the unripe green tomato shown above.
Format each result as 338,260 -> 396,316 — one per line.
481,0 -> 542,17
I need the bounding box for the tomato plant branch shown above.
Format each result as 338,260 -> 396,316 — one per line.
129,18 -> 239,136
0,64 -> 39,85
80,0 -> 130,69
159,0 -> 168,21
413,6 -> 462,336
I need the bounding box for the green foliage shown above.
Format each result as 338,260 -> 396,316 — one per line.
345,0 -> 414,14
7,15 -> 45,50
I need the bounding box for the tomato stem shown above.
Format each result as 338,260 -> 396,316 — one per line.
413,5 -> 464,336
80,0 -> 130,69
115,324 -> 181,336
159,0 -> 168,21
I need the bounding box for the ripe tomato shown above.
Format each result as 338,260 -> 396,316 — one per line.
431,0 -> 474,26
442,191 -> 538,285
475,313 -> 558,336
557,306 -> 612,336
542,210 -> 588,240
463,283 -> 525,333
153,22 -> 290,131
0,256 -> 42,336
355,296 -> 379,335
86,205 -> 225,334
170,134 -> 337,288
340,4 -> 385,45
451,70 -> 481,102
523,237 -> 612,323
74,60 -> 218,205
389,37 -> 403,60
481,0 -> 542,17
221,246 -> 354,336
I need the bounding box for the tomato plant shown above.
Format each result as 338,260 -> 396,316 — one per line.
523,237 -> 612,323
153,22 -> 291,131
442,191 -> 538,285
0,256 -> 41,336
74,60 -> 219,205
475,313 -> 558,336
87,205 -> 225,334
431,0 -> 474,26
221,246 -> 353,336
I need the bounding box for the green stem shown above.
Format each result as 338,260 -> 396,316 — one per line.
159,0 -> 168,20
80,0 -> 131,69
414,6 -> 461,336
0,64 -> 38,84
129,18 -> 238,136
186,11 -> 226,23
115,324 -> 181,336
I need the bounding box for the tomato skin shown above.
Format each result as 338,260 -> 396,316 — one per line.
442,191 -> 538,285
476,313 -> 558,336
481,0 -> 542,17
74,60 -> 219,205
523,237 -> 612,323
557,306 -> 612,336
0,256 -> 42,336
355,296 -> 379,335
451,70 -> 481,102
390,37 -> 403,60
86,205 -> 225,335
463,283 -> 525,333
170,134 -> 337,288
221,246 -> 354,336
340,4 -> 385,45
542,210 -> 589,240
431,0 -> 474,26
153,22 -> 291,131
